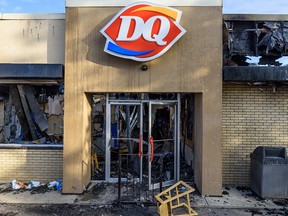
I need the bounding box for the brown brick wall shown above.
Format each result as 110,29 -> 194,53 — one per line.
0,148 -> 63,182
223,84 -> 288,186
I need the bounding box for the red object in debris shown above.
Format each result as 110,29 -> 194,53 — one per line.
17,181 -> 28,189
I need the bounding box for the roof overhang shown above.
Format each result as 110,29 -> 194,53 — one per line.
66,0 -> 223,7
0,13 -> 65,20
0,64 -> 64,84
224,14 -> 288,21
224,66 -> 288,82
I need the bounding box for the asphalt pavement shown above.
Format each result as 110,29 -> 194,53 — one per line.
0,181 -> 287,215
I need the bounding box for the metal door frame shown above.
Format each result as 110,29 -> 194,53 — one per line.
105,93 -> 181,188
148,100 -> 179,189
105,96 -> 143,182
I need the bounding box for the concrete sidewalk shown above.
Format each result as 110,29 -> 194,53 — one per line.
0,182 -> 287,213
192,186 -> 286,209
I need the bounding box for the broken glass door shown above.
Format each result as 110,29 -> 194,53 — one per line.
147,101 -> 178,190
105,94 -> 180,190
106,101 -> 144,182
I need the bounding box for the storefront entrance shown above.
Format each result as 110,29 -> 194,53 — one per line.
64,0 -> 223,195
92,93 -> 181,190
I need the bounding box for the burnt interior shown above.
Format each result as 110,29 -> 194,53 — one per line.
224,20 -> 288,66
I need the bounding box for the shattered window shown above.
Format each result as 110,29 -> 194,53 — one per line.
0,84 -> 64,144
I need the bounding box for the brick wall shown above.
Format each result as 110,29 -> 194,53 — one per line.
0,147 -> 63,182
223,84 -> 288,186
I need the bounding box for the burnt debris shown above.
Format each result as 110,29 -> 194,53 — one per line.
0,85 -> 64,144
224,16 -> 288,67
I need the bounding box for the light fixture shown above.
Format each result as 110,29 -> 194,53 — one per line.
141,65 -> 148,71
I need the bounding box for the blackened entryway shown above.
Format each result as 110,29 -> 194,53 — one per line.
91,93 -> 190,190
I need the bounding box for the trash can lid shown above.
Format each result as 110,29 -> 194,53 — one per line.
252,146 -> 286,159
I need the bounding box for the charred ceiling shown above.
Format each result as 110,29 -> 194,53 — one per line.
0,64 -> 64,144
223,15 -> 288,84
224,15 -> 288,66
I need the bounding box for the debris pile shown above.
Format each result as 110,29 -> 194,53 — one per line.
5,179 -> 63,194
0,85 -> 64,144
224,19 -> 288,66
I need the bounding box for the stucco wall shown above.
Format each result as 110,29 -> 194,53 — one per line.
64,5 -> 222,195
0,14 -> 65,64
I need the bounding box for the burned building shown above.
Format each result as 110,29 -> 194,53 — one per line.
0,1 -> 287,197
223,14 -> 288,186
0,14 -> 65,182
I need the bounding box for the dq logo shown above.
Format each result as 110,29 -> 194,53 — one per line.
100,2 -> 186,62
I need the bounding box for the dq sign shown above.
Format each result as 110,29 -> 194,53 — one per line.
100,2 -> 186,62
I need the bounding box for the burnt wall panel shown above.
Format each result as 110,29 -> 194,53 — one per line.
224,15 -> 288,58
224,66 -> 288,82
0,64 -> 64,79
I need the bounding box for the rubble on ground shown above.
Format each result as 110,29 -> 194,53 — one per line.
0,179 -> 62,195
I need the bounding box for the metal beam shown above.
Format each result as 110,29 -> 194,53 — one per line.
0,64 -> 64,79
0,13 -> 65,20
224,14 -> 288,21
224,66 -> 288,82
0,80 -> 60,84
66,0 -> 223,7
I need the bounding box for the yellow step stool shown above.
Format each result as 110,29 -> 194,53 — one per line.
155,181 -> 198,216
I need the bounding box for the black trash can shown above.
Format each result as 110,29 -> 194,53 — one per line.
250,146 -> 288,199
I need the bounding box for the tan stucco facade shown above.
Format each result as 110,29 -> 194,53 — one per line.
64,4 -> 223,195
0,14 -> 65,64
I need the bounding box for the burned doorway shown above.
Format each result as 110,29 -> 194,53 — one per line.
91,93 -> 195,190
